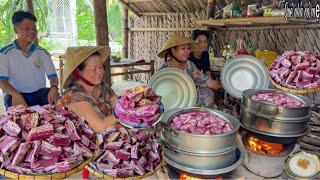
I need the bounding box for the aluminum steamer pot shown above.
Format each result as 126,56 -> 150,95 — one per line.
160,107 -> 240,154
240,89 -> 310,141
242,89 -> 311,119
162,143 -> 237,170
241,107 -> 310,136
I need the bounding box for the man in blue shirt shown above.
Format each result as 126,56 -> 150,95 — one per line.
0,11 -> 59,109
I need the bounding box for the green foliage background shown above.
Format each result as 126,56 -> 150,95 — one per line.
0,0 -> 123,55
0,0 -> 49,47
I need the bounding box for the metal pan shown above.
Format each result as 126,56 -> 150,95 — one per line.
114,103 -> 164,129
221,56 -> 270,99
149,68 -> 197,111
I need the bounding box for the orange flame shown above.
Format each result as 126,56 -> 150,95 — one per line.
179,173 -> 222,180
247,136 -> 283,155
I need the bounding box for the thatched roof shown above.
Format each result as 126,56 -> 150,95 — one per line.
118,0 -> 207,16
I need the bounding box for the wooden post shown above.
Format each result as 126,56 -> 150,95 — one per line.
59,55 -> 64,94
93,0 -> 111,86
207,0 -> 216,19
26,0 -> 38,44
93,0 -> 109,46
122,6 -> 129,58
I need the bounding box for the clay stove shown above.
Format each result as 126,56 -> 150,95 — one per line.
240,132 -> 296,178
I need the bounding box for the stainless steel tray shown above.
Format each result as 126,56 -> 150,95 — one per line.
149,68 -> 197,111
221,56 -> 270,99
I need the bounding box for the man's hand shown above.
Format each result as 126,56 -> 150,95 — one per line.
48,87 -> 59,104
11,92 -> 27,106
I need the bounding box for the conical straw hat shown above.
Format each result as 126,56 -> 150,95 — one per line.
63,46 -> 110,89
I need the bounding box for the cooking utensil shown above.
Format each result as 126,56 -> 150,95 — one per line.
239,135 -> 295,178
149,68 -> 197,111
164,148 -> 244,177
242,89 -> 311,119
221,55 -> 269,99
114,103 -> 164,129
160,107 -> 240,154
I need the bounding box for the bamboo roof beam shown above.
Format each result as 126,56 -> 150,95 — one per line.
141,12 -> 169,16
129,27 -> 197,32
215,23 -> 320,31
127,0 -> 159,3
118,0 -> 142,17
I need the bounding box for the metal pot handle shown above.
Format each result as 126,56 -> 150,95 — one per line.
159,134 -> 178,154
257,101 -> 279,115
243,106 -> 274,129
243,105 -> 276,121
160,122 -> 179,138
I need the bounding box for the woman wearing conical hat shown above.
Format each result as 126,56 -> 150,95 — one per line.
57,46 -> 117,132
158,34 -> 222,108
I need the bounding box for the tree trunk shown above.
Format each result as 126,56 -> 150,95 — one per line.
26,0 -> 35,14
26,0 -> 38,45
93,0 -> 111,86
122,6 -> 129,58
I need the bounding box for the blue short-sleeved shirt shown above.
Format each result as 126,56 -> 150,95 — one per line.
0,40 -> 57,93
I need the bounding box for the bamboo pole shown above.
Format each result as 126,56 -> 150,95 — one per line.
215,23 -> 320,31
122,5 -> 129,58
129,27 -> 197,32
118,0 -> 142,17
141,12 -> 170,16
93,0 -> 111,86
207,0 -> 216,19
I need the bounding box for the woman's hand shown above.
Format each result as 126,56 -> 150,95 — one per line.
205,71 -> 212,79
207,79 -> 223,90
110,94 -> 118,106
68,101 -> 117,132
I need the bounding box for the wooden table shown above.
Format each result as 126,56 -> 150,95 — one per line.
110,59 -> 154,77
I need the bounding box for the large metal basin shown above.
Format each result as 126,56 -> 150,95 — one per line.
160,107 -> 240,154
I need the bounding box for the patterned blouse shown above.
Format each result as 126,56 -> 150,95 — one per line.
158,60 -> 215,108
57,82 -> 114,118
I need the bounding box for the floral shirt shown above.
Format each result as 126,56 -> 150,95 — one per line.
57,82 -> 114,118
